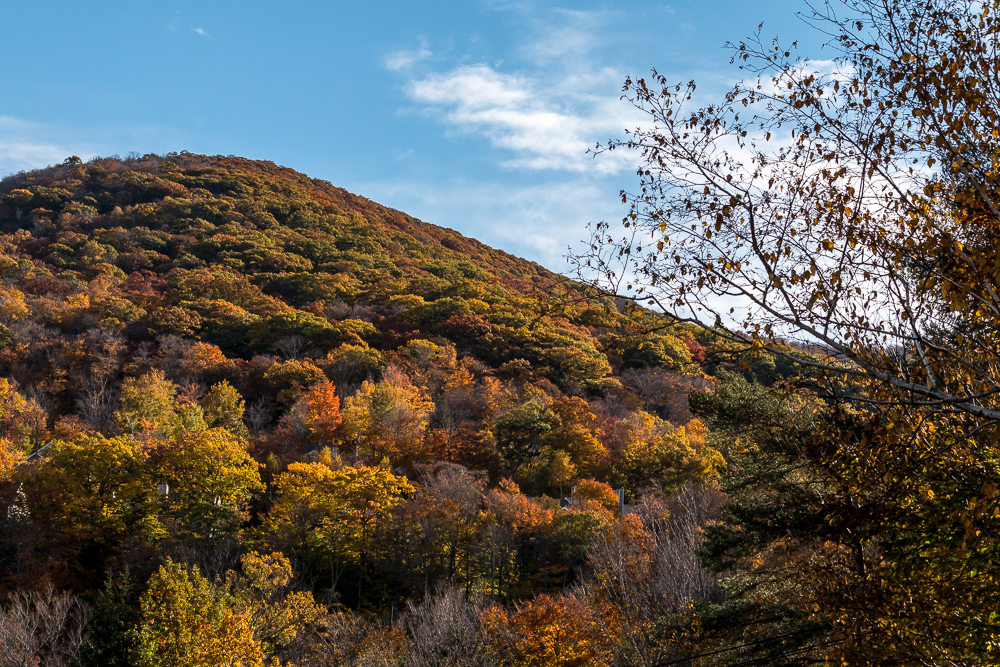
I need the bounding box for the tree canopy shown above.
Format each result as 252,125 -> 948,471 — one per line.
6,0 -> 999,660
570,0 -> 1000,661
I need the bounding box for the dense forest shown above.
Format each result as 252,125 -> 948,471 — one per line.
4,0 -> 1000,661
0,152 -> 811,666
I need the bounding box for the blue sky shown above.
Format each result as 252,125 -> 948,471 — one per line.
0,0 -> 816,271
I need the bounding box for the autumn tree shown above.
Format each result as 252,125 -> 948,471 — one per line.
263,359 -> 327,409
609,412 -> 722,495
570,0 -> 1000,659
396,338 -> 458,395
116,370 -> 178,437
19,435 -> 155,567
228,551 -> 323,657
289,380 -> 342,448
0,438 -> 25,483
411,463 -> 486,590
341,366 -> 433,464
149,428 -> 264,538
572,478 -> 620,513
136,559 -> 265,667
264,461 -> 413,607
0,288 -> 29,323
202,380 -> 249,438
262,460 -> 347,589
478,480 -> 555,601
332,463 -> 413,609
542,396 -> 607,478
0,379 -> 47,448
482,593 -> 609,667
571,0 -> 1000,417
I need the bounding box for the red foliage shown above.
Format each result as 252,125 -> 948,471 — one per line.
437,314 -> 493,348
683,337 -> 704,364
426,427 -> 503,479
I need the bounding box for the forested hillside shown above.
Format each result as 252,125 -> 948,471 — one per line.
0,153 -> 770,666
6,0 -> 1000,660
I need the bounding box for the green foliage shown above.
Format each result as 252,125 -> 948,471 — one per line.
494,399 -> 561,470
690,370 -> 819,455
202,380 -> 249,437
251,311 -> 337,350
150,428 -> 264,537
535,344 -> 613,395
321,344 -> 384,387
82,569 -> 141,667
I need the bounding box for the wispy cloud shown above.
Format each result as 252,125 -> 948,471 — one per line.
0,117 -> 98,178
407,64 -> 636,173
385,44 -> 433,71
0,139 -> 75,177
392,8 -> 644,175
191,27 -> 212,38
522,8 -> 608,63
378,5 -> 662,268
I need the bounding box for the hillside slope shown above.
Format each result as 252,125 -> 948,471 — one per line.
0,153 -> 729,612
0,152 -> 705,421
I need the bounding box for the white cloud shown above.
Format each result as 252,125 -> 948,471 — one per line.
522,8 -> 608,63
378,5 -> 655,266
384,40 -> 433,71
753,58 -> 854,96
0,117 -> 98,178
0,140 -> 74,177
481,0 -> 534,11
407,64 -> 636,173
392,7 -> 647,175
191,27 -> 211,38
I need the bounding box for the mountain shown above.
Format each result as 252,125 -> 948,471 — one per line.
0,152 -> 705,424
0,153 -> 806,665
